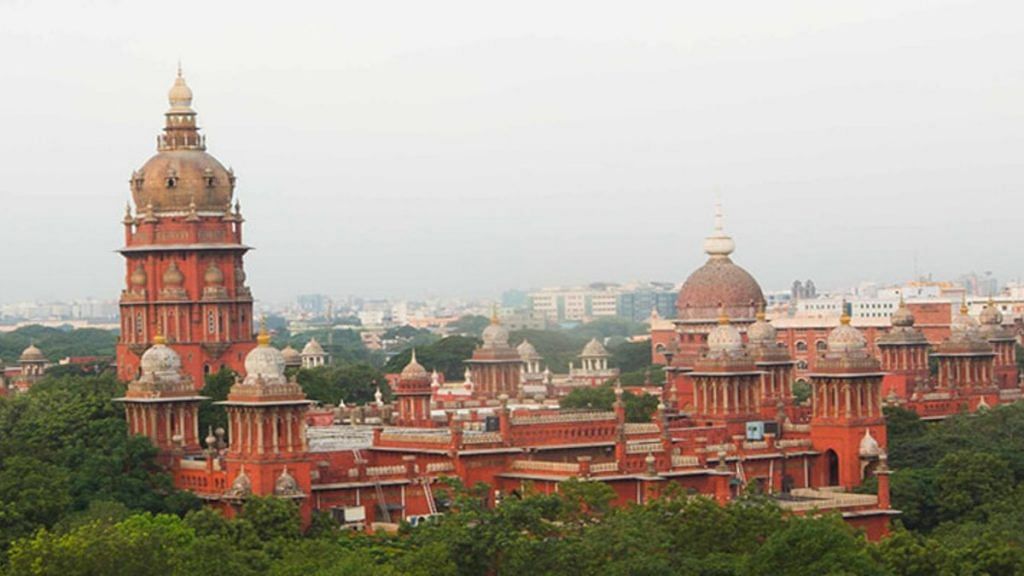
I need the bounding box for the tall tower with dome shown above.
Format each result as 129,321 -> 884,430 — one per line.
655,205 -> 764,369
116,69 -> 256,387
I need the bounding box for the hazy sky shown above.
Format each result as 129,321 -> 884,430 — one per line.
2,1 -> 1023,304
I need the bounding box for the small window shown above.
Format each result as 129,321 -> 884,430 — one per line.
796,341 -> 808,352
166,176 -> 177,188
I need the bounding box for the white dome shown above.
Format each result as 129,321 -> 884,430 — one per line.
244,338 -> 286,381
950,304 -> 980,341
301,338 -> 325,356
859,429 -> 881,457
517,339 -> 540,360
581,338 -> 609,357
747,310 -> 777,345
707,322 -> 743,353
140,338 -> 181,376
827,316 -> 867,353
482,322 -> 510,349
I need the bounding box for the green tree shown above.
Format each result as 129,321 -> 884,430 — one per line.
448,315 -> 491,338
198,367 -> 236,437
935,450 -> 1012,522
385,336 -> 479,381
746,514 -> 885,576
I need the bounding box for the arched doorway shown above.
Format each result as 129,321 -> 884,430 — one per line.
825,450 -> 840,486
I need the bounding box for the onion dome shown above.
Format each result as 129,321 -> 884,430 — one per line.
168,65 -> 194,111
979,299 -> 1014,342
980,299 -> 1004,326
827,313 -> 867,354
747,303 -> 777,346
891,296 -> 915,327
677,204 -> 763,323
706,312 -> 743,355
400,349 -> 429,380
580,338 -> 610,358
859,429 -> 881,458
878,295 -> 928,346
163,261 -> 184,286
131,68 -> 234,215
19,344 -> 45,363
130,264 -> 147,288
949,301 -> 981,342
273,466 -> 304,498
140,335 -> 182,375
301,338 -> 325,356
243,325 -> 286,383
203,262 -> 224,285
281,345 -> 301,367
225,467 -> 252,498
481,310 -> 511,350
517,339 -> 541,361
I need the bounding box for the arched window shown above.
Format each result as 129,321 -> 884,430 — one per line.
796,360 -> 809,370
795,341 -> 808,352
815,340 -> 828,352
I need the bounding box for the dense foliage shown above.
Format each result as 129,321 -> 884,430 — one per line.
560,384 -> 659,423
384,336 -> 480,381
0,325 -> 117,364
0,375 -> 198,554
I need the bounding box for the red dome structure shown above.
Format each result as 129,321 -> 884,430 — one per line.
676,205 -> 763,324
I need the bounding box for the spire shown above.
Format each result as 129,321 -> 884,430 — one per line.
491,305 -> 500,325
755,300 -> 766,322
161,67 -> 203,151
839,299 -> 852,326
702,201 -> 736,259
257,317 -> 270,346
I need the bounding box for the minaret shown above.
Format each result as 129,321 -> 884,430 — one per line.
395,350 -> 433,427
217,324 -> 314,522
746,303 -> 796,417
876,296 -> 930,400
117,68 -> 255,388
808,312 -> 886,488
465,310 -> 523,399
688,311 -> 762,435
978,298 -> 1018,389
116,335 -> 208,464
931,301 -> 997,408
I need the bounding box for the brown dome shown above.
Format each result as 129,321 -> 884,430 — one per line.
133,150 -> 233,214
677,257 -> 763,322
130,70 -> 234,215
677,204 -> 763,323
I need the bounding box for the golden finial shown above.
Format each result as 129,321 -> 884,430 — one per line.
177,59 -> 183,78
153,334 -> 167,345
491,305 -> 500,325
257,317 -> 270,346
960,293 -> 969,315
755,301 -> 766,322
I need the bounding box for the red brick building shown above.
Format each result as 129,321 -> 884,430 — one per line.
119,80 -> 897,541
116,69 -> 256,387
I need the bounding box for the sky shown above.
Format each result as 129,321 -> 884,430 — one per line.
1,0 -> 1023,304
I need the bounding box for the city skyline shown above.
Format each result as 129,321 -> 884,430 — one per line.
3,1 -> 1024,303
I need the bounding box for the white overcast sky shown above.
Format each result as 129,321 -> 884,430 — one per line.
1,0 -> 1023,303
